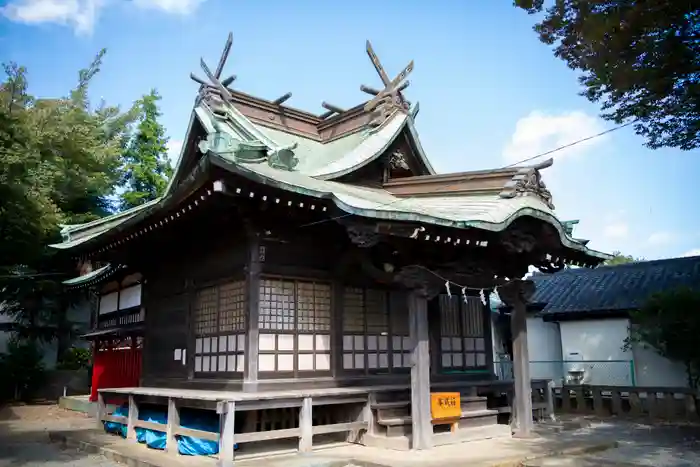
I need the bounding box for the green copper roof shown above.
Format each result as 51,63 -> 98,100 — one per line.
62,264 -> 113,287
48,92 -> 610,263
212,153 -> 608,260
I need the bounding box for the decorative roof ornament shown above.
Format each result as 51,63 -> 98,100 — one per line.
389,150 -> 410,171
360,41 -> 414,129
190,32 -> 238,110
499,158 -> 555,210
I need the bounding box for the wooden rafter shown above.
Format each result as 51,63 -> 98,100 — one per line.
190,33 -> 239,108
361,40 -> 414,127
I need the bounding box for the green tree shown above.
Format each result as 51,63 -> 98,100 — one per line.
0,51 -> 138,348
625,287 -> 700,389
119,89 -> 172,211
604,251 -> 644,266
515,1 -> 700,150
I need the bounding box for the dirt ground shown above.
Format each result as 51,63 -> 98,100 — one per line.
0,403 -> 120,467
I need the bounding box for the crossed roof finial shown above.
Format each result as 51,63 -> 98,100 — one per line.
361,41 -> 414,128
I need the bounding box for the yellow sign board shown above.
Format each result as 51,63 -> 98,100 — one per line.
430,392 -> 461,420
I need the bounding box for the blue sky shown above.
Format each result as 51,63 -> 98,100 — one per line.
1,0 -> 698,260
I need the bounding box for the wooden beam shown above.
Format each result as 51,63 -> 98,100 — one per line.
319,110 -> 335,119
165,397 -> 180,454
221,75 -> 237,87
214,32 -> 233,79
190,73 -> 209,86
499,280 -> 535,438
96,393 -> 106,429
411,102 -> 420,120
218,401 -> 236,467
360,84 -> 381,96
243,232 -> 261,392
408,290 -> 433,450
126,395 -> 139,440
321,102 -> 345,114
298,397 -> 313,452
272,92 -> 292,105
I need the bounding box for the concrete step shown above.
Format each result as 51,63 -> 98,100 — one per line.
460,396 -> 489,412
363,424 -> 512,450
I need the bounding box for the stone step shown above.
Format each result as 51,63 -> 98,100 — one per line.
363,421 -> 512,450
461,396 -> 489,412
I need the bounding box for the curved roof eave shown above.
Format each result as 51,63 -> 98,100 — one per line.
311,113 -> 437,181
211,155 -> 610,261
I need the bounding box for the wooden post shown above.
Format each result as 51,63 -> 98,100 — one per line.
243,232 -> 262,392
299,397 -> 313,453
218,401 -> 236,467
545,380 -> 556,421
165,398 -> 180,455
500,280 -> 535,438
127,394 -> 139,440
408,290 -> 433,450
482,292 -> 495,378
96,392 -> 106,428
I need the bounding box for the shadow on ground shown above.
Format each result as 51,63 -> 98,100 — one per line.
0,404 -> 120,467
529,417 -> 700,467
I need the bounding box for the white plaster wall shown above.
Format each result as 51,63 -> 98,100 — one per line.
527,317 -> 564,384
632,342 -> 689,388
558,318 -> 634,386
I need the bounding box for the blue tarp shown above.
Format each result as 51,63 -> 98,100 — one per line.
177,408 -> 221,456
103,405 -> 128,438
102,404 -> 237,456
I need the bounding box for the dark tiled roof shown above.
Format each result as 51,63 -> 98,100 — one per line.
528,255 -> 700,315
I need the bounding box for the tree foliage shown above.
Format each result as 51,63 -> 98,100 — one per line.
0,50 -> 139,343
604,251 -> 643,266
625,287 -> 700,389
119,89 -> 172,211
515,0 -> 700,150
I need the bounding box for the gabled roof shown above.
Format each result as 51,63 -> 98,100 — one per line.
50,34 -> 611,267
257,112 -> 436,179
526,256 -> 700,317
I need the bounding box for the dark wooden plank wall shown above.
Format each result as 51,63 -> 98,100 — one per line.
141,224 -> 248,386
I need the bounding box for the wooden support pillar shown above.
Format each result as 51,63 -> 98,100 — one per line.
218,401 -> 236,467
126,394 -> 139,440
499,279 -> 535,438
408,290 -> 433,450
244,232 -> 262,392
482,291 -> 495,378
299,397 -> 313,452
165,397 -> 180,454
96,392 -> 105,428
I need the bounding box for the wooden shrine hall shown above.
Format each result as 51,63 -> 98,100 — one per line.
54,33 -> 610,462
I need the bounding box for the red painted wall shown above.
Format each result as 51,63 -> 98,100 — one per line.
90,346 -> 142,402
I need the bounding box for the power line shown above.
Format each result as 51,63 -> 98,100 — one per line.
299,120 -> 634,229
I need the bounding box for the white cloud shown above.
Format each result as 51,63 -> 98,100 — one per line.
1,0 -> 205,34
133,0 -> 203,14
646,231 -> 675,247
167,139 -> 183,166
502,111 -> 606,165
603,222 -> 628,239
1,0 -> 104,35
682,248 -> 700,258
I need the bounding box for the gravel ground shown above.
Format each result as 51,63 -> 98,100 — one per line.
531,419 -> 700,467
0,404 -> 122,467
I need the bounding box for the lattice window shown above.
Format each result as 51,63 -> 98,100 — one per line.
439,295 -> 487,370
194,287 -> 218,336
193,280 -> 246,375
258,278 -> 332,375
259,279 -> 295,331
297,281 -> 331,332
342,288 -> 365,333
218,281 -> 246,332
342,287 -> 395,373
